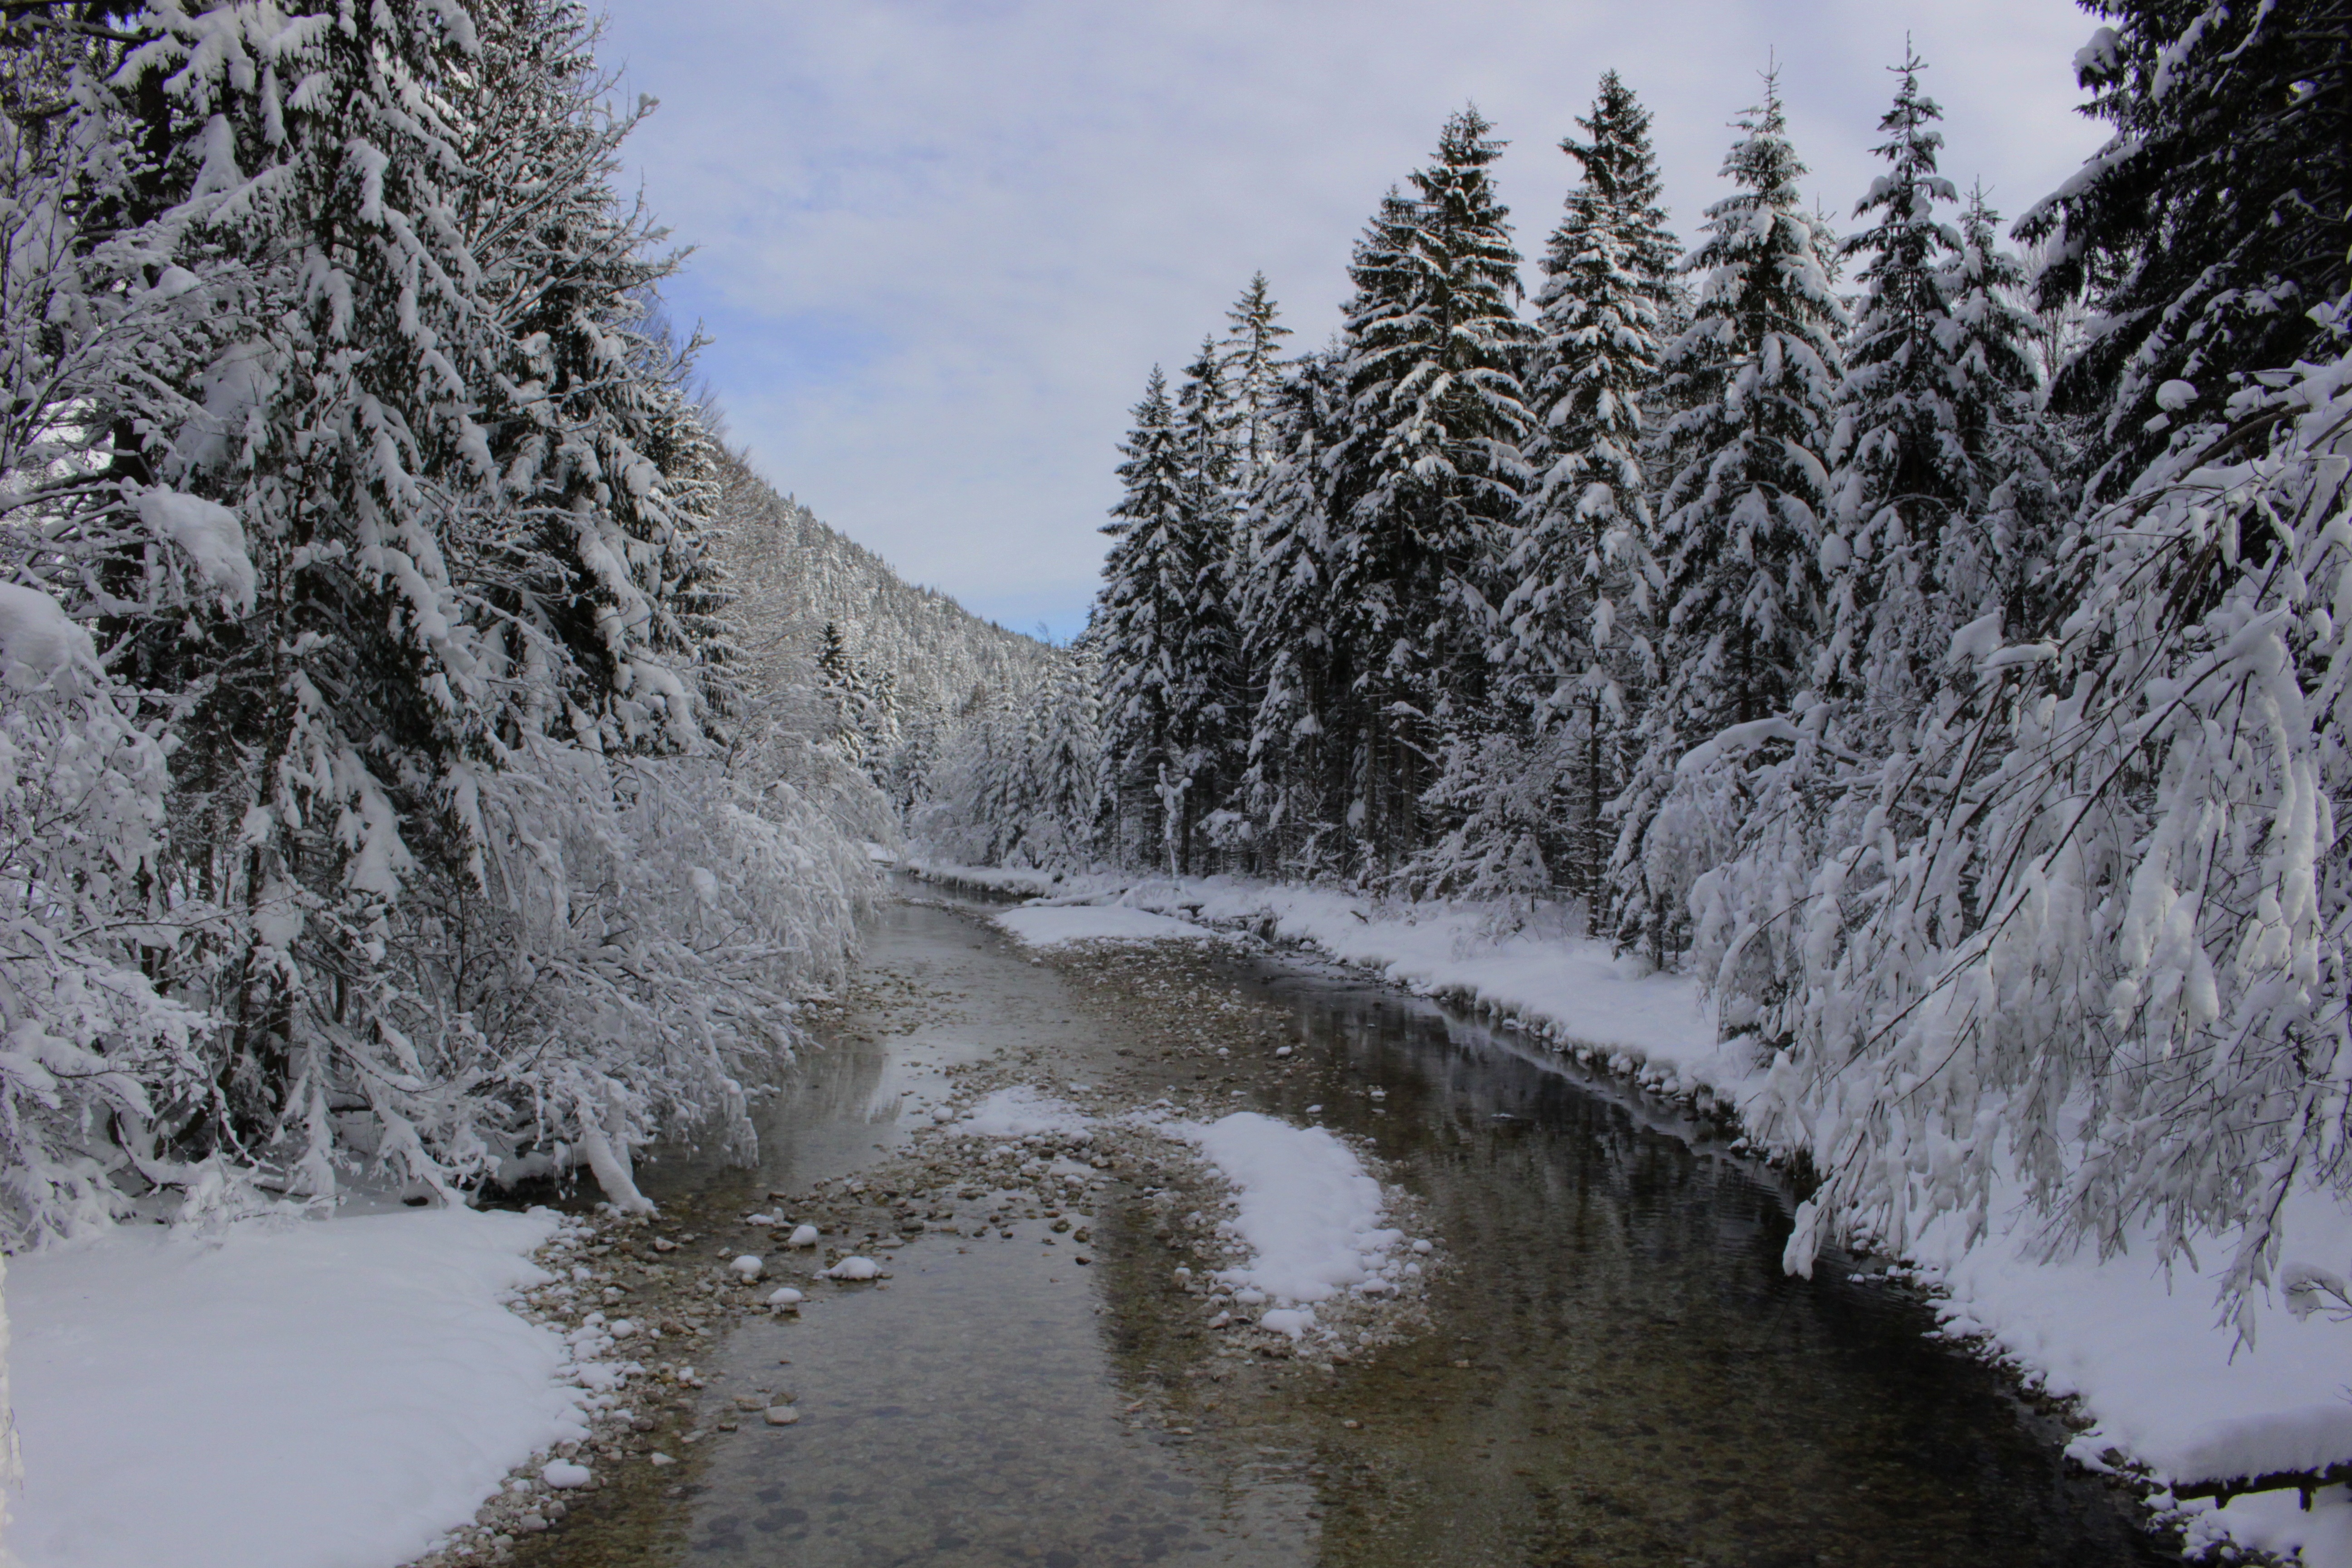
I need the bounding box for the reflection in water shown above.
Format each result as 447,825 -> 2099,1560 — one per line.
665,900 -> 2166,1568
1216,960 -> 2169,1567
685,1238 -> 1313,1565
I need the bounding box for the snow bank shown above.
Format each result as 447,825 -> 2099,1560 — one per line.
1166,1111 -> 1401,1314
925,862 -> 1723,1074
11,1207 -> 585,1568
903,858 -> 1065,897
959,1085 -> 1093,1139
992,903 -> 1218,949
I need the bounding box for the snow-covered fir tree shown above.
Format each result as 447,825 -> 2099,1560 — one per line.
1609,76 -> 1847,960
1095,367 -> 1225,872
1492,72 -> 1676,910
1332,107 -> 1534,870
1234,352 -> 1352,875
2018,0 -> 2349,494
815,619 -> 901,780
1220,272 -> 1293,490
1934,186 -> 2069,644
1818,48 -> 1968,734
0,0 -> 882,1233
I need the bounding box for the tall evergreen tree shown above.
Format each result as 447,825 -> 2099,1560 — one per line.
1220,272 -> 1293,489
2017,0 -> 2349,491
1235,353 -> 1353,875
1094,367 -> 1224,872
1936,186 -> 2067,642
1503,71 -> 1676,905
1172,333 -> 1242,852
1612,75 -> 1847,958
1331,106 -> 1534,868
1819,48 -> 1968,732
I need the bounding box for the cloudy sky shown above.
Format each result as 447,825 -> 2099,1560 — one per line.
596,0 -> 2110,641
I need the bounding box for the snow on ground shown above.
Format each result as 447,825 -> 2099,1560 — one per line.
959,1084 -> 1096,1139
991,903 -> 1218,949
916,856 -> 2352,1563
1160,1111 -> 1405,1336
11,1207 -> 588,1568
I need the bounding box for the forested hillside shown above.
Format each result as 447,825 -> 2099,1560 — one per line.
931,5 -> 2352,1329
710,449 -> 1048,720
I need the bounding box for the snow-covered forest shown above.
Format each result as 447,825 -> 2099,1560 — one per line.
0,0 -> 1066,1237
937,8 -> 2352,1328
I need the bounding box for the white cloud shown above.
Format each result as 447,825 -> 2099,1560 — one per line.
600,0 -> 2107,636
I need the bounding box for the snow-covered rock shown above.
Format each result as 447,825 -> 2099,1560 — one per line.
542,1460 -> 591,1490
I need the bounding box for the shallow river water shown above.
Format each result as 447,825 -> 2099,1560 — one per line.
569,892 -> 2171,1567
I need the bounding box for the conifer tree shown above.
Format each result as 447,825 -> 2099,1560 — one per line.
1611,76 -> 1847,958
1220,273 -> 1293,489
1819,48 -> 1968,733
1172,334 -> 1241,848
1332,107 -> 1534,867
1235,353 -> 1353,875
0,0 -> 874,1224
1936,187 -> 2067,642
2017,0 -> 2349,491
1094,367 -> 1224,872
1503,71 -> 1676,904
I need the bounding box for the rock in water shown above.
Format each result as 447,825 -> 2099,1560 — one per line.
765,1405 -> 800,1426
786,1225 -> 821,1249
730,1254 -> 764,1280
820,1256 -> 879,1281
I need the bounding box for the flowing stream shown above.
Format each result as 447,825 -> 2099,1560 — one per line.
559,890 -> 2171,1567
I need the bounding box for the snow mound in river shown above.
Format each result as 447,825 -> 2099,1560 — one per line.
960,1085 -> 1093,1139
1164,1111 -> 1404,1310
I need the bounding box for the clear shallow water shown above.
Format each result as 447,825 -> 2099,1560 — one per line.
627,897 -> 2171,1567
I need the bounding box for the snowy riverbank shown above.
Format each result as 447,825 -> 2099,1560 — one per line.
917,857 -> 2352,1566
9,1208 -> 593,1568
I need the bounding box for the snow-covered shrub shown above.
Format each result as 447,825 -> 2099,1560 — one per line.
369,743 -> 877,1211
1404,727 -> 1575,930
1705,297 -> 2352,1337
0,589 -> 219,1242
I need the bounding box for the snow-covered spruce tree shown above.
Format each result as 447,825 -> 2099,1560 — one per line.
1014,646 -> 1107,868
1333,108 -> 1533,872
911,648 -> 1099,870
1936,186 -> 2070,644
2018,0 -> 2349,496
1171,332 -> 1243,858
814,619 -> 900,779
1818,49 -> 1968,735
1095,366 -> 1225,872
1234,351 -> 1355,876
1684,176 -> 2070,1046
1494,71 -> 1676,911
1221,271 -> 1293,492
1608,78 -> 1847,963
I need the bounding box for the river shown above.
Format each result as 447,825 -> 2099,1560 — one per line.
531,887 -> 2172,1567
